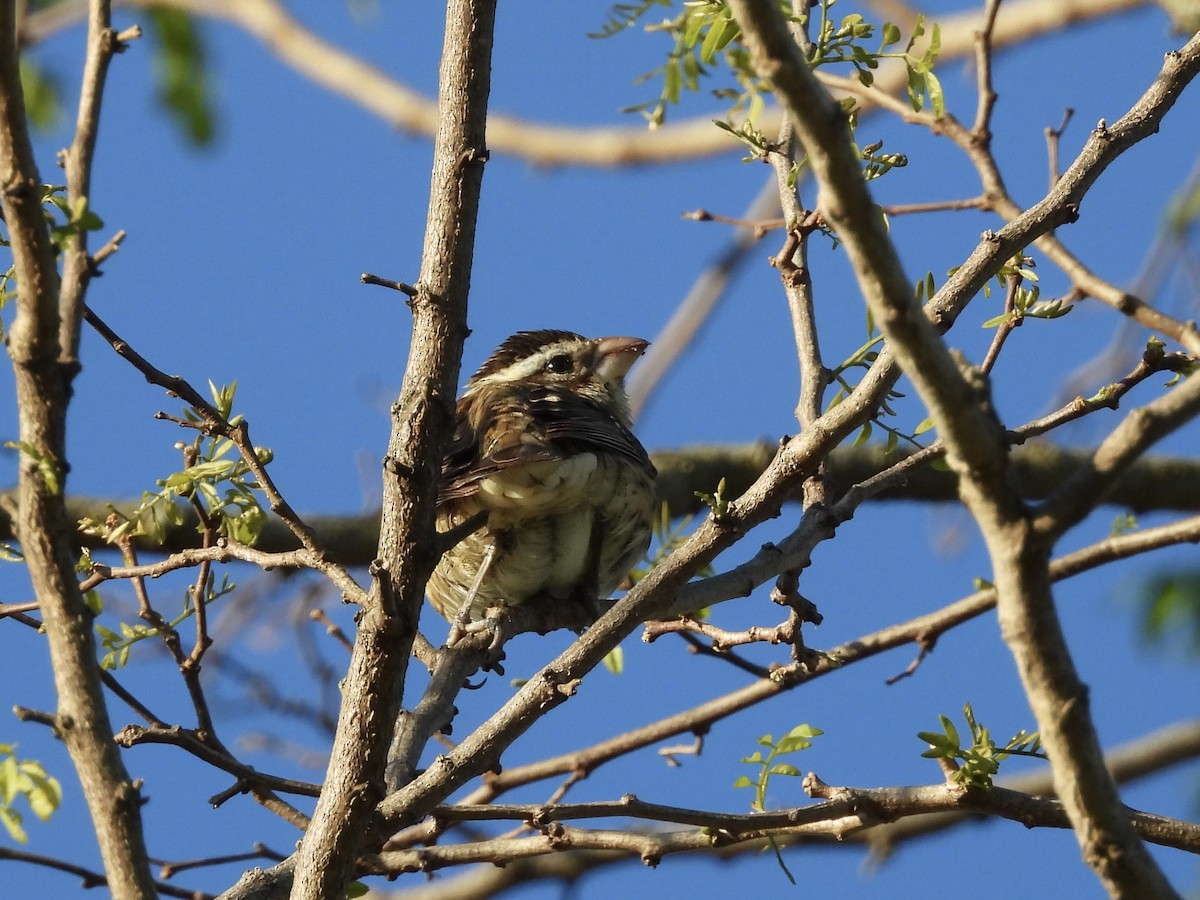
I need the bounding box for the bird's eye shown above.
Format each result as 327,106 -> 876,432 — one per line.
545,353 -> 573,375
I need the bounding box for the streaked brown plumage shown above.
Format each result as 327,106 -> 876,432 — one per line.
428,330 -> 656,627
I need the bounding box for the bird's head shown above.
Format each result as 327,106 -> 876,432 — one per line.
465,329 -> 648,426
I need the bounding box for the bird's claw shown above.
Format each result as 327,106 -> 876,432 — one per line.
446,603 -> 509,651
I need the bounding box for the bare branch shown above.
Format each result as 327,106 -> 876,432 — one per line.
288,0 -> 494,896
627,175 -> 779,420
57,1 -> 136,367
0,2 -> 157,894
0,846 -> 210,900
365,769 -> 1199,878
727,1 -> 1199,893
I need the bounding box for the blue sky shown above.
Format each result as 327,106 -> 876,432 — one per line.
2,2 -> 1198,898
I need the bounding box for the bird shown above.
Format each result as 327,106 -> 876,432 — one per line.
427,329 -> 657,635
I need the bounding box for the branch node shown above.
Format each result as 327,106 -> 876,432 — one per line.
360,272 -> 419,298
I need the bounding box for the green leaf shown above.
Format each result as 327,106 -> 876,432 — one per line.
906,66 -> 925,112
939,714 -> 960,747
83,590 -> 104,616
663,57 -> 681,105
5,441 -> 61,495
927,23 -> 942,63
768,763 -> 801,777
917,731 -> 954,755
602,646 -> 624,675
18,60 -> 63,130
0,805 -> 25,844
21,766 -> 62,820
925,69 -> 945,117
1139,571 -> 1200,653
786,724 -> 822,739
700,12 -> 730,65
0,747 -> 61,843
880,22 -> 902,49
905,14 -> 927,53
732,775 -> 756,789
148,9 -> 216,146
683,8 -> 707,47
0,755 -> 17,805
774,737 -> 812,755
589,0 -> 671,39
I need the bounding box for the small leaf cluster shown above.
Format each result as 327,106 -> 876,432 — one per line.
858,138 -> 907,181
0,743 -> 62,844
17,59 -> 63,131
2,186 -> 104,336
980,255 -> 1072,329
630,501 -> 716,584
899,15 -> 944,116
80,382 -> 270,548
694,476 -> 731,521
589,0 -> 673,39
1138,569 -> 1200,655
829,332 -> 921,455
595,0 -> 945,144
1109,511 -> 1139,536
148,8 -> 217,146
3,440 -> 63,495
810,2 -> 940,109
94,570 -> 236,670
607,0 -> 759,129
591,1 -> 782,128
918,704 -> 1043,788
733,723 -> 822,811
731,725 -> 821,883
41,185 -> 105,251
18,14 -> 217,146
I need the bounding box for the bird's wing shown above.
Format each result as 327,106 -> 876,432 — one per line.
439,387 -> 653,503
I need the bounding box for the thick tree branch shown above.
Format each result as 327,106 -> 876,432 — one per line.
366,769 -> 1199,878
727,1 -> 1198,895
287,1 -> 494,897
0,3 -> 157,896
10,443 -> 1200,565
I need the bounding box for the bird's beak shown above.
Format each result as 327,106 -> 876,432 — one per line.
595,336 -> 650,380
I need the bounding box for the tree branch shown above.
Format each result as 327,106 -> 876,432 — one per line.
9,441 -> 1199,568
372,720 -> 1200,898
287,1 -> 495,897
20,0 -> 1154,167
366,768 -> 1200,877
0,2 -> 157,895
57,0 -> 131,368
727,1 -> 1198,894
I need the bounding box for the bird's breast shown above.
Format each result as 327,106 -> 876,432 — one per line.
431,452 -> 655,620
476,453 -> 600,513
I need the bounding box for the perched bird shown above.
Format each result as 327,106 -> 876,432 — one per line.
428,329 -> 656,631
